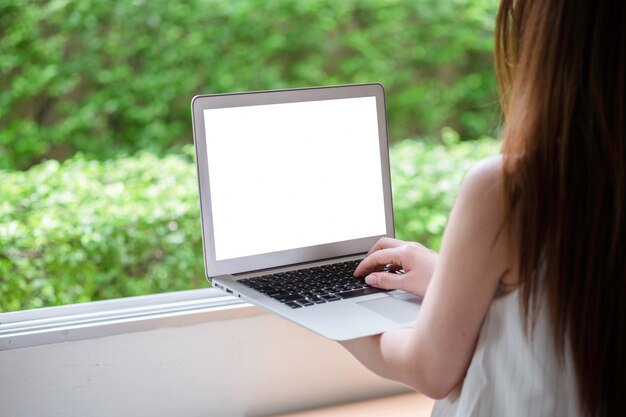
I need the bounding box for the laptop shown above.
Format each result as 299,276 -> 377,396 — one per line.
191,83 -> 421,340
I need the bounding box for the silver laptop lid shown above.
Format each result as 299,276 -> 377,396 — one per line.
191,83 -> 394,279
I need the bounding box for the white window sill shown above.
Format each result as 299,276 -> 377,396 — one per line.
0,288 -> 258,350
0,287 -> 411,416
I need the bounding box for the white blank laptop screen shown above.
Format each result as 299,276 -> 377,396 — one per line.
203,96 -> 386,261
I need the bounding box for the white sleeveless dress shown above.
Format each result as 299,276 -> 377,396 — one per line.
432,289 -> 581,417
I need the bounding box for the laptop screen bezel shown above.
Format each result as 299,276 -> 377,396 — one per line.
191,83 -> 395,279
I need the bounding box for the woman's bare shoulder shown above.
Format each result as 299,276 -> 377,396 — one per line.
445,154 -> 513,282
452,155 -> 504,231
457,154 -> 517,285
461,155 -> 503,197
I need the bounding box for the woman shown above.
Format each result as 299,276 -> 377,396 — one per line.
342,1 -> 625,416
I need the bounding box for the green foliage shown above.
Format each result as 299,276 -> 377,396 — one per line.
0,0 -> 499,170
0,147 -> 205,311
0,138 -> 499,312
391,130 -> 500,249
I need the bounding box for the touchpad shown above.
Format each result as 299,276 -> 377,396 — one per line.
357,296 -> 421,324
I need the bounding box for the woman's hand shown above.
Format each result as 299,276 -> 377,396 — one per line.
341,157 -> 512,398
354,237 -> 437,297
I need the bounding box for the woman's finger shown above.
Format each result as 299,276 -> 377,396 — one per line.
354,247 -> 407,277
364,271 -> 408,291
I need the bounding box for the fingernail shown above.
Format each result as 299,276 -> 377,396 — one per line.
365,274 -> 377,285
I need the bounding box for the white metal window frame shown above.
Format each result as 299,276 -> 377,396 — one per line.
0,288 -> 254,350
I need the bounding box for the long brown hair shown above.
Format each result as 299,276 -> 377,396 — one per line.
495,1 -> 625,415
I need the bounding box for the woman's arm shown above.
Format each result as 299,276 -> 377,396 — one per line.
342,156 -> 513,399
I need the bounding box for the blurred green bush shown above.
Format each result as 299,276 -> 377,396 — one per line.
0,147 -> 205,311
0,137 -> 499,312
0,0 -> 498,170
391,130 -> 499,249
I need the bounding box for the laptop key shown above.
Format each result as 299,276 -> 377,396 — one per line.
257,286 -> 277,293
275,293 -> 302,302
285,301 -> 302,309
337,287 -> 387,299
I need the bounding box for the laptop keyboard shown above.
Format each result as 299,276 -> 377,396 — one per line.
238,259 -> 388,309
